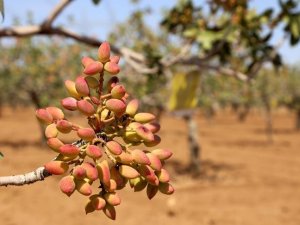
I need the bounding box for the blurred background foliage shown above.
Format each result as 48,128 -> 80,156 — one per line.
1,0 -> 300,171
0,38 -> 92,112
1,0 -> 300,115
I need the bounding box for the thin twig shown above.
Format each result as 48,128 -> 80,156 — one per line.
98,71 -> 104,101
248,34 -> 288,79
42,0 -> 74,28
160,40 -> 193,67
178,57 -> 250,82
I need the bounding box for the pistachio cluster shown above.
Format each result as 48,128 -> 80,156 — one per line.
35,42 -> 174,220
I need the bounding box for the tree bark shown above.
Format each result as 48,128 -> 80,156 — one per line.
0,96 -> 3,118
264,104 -> 273,143
261,88 -> 273,143
0,167 -> 51,186
183,113 -> 201,175
238,82 -> 252,122
296,109 -> 300,130
238,103 -> 251,122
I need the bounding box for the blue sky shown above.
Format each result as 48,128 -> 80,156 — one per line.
1,0 -> 300,64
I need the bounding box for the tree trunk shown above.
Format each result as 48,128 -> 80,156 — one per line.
238,103 -> 250,122
183,113 -> 201,175
264,104 -> 273,143
27,90 -> 47,143
154,104 -> 164,123
238,82 -> 252,122
0,97 -> 3,118
296,109 -> 300,130
260,90 -> 273,143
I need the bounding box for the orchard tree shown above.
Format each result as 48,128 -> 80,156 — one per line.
0,37 -> 89,140
278,67 -> 300,130
0,38 -> 85,108
0,0 -> 300,175
156,0 -> 300,172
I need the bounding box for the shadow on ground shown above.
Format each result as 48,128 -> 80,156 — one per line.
0,140 -> 44,149
167,159 -> 239,181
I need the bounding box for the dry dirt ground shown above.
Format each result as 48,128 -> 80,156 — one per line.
0,107 -> 299,225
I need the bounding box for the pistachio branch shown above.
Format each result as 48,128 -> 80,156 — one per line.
0,167 -> 50,187
0,137 -> 87,187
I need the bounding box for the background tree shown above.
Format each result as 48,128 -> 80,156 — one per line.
0,37 -> 91,140
1,0 -> 300,173
279,67 -> 300,130
155,0 -> 300,173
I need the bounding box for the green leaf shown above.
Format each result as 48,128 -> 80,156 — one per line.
291,17 -> 299,37
262,9 -> 273,18
0,151 -> 4,159
288,14 -> 300,45
91,0 -> 101,5
183,28 -> 198,38
0,0 -> 4,21
196,31 -> 215,50
259,9 -> 273,24
196,30 -> 224,50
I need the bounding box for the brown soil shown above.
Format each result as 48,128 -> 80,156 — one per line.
0,107 -> 299,225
